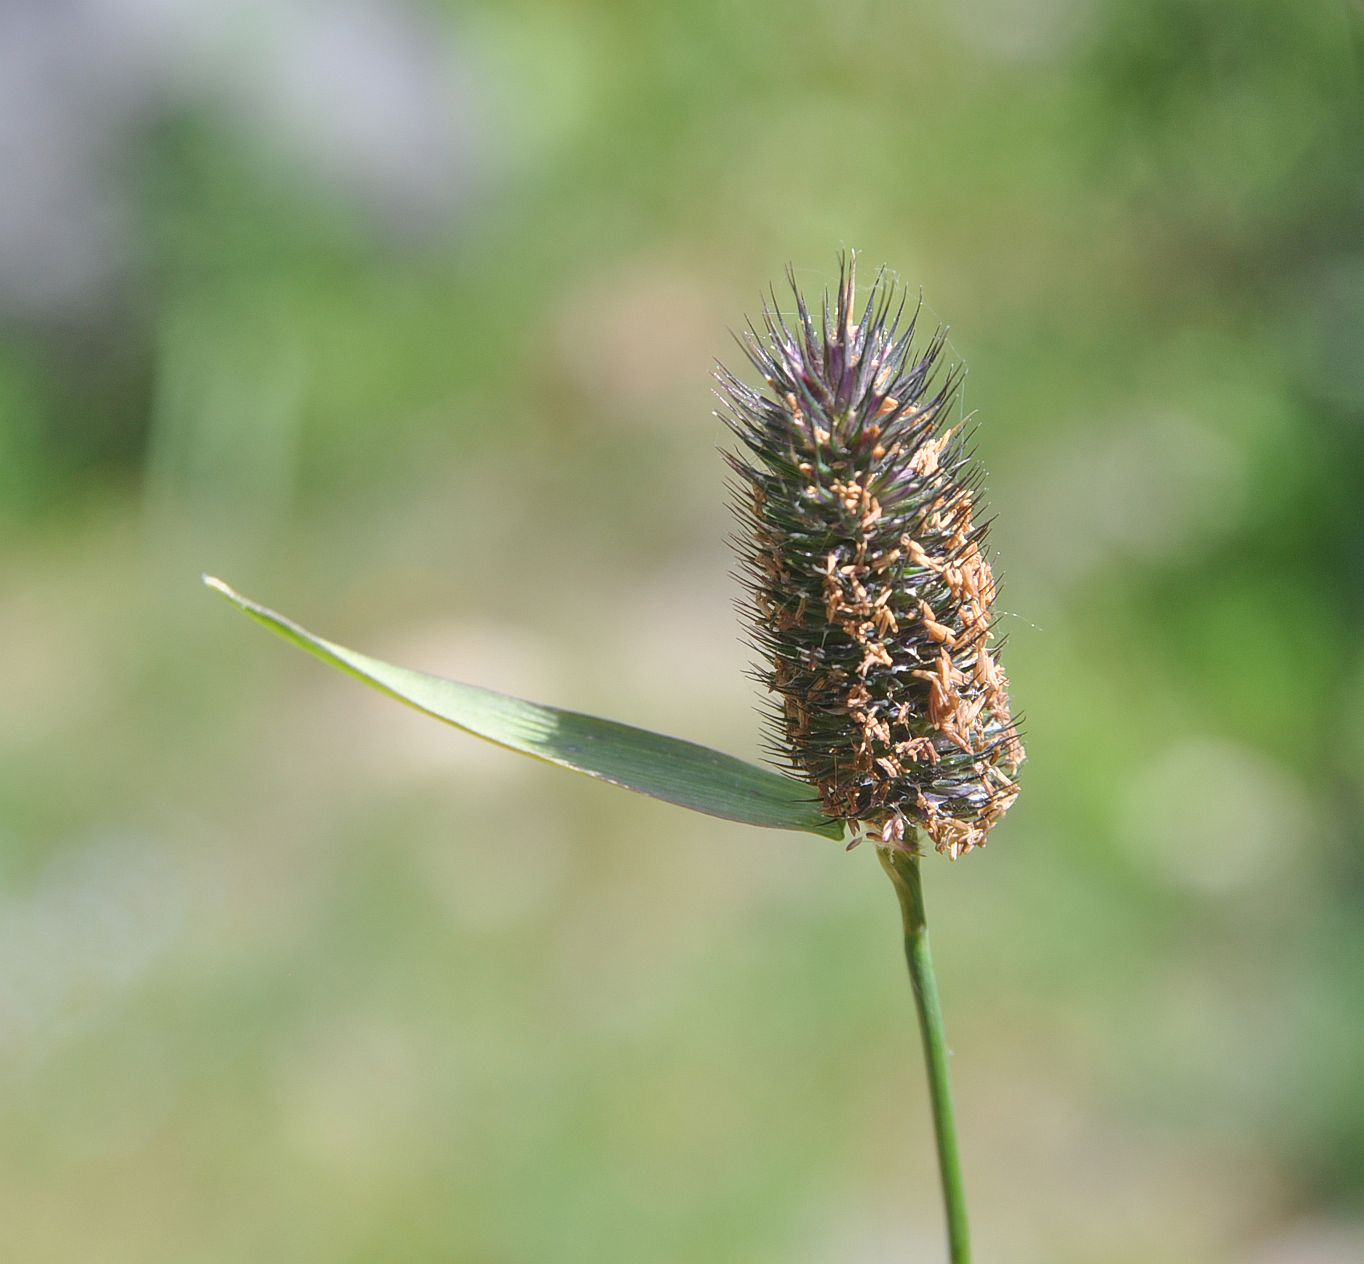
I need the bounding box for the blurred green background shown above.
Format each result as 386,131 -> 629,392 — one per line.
2,2 -> 1361,1261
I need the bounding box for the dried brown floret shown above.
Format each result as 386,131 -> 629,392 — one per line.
717,254 -> 1024,858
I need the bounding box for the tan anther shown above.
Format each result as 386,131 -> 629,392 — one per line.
898,736 -> 938,764
941,726 -> 973,754
938,650 -> 968,687
908,427 -> 953,478
985,764 -> 1015,791
958,566 -> 982,605
859,643 -> 894,676
925,675 -> 952,728
992,780 -> 1021,808
902,537 -> 942,573
974,648 -> 1000,690
957,694 -> 986,731
918,600 -> 957,645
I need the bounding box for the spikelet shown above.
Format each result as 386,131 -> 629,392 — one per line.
717,255 -> 1023,858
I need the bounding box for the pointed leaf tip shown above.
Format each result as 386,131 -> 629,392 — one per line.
206,578 -> 844,841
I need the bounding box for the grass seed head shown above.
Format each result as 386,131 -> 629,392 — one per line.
717,254 -> 1024,858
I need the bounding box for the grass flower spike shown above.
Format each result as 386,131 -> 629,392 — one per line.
717,255 -> 1023,858
208,252 -> 1026,1262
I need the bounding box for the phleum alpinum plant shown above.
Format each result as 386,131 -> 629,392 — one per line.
208,253 -> 1023,1263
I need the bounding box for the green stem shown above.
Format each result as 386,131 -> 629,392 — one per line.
879,846 -> 971,1264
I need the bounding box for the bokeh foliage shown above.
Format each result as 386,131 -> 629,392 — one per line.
1,2 -> 1360,1261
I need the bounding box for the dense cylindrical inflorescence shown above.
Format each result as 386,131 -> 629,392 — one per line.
717,256 -> 1023,858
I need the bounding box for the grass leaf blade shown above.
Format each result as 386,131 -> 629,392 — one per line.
205,577 -> 842,840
